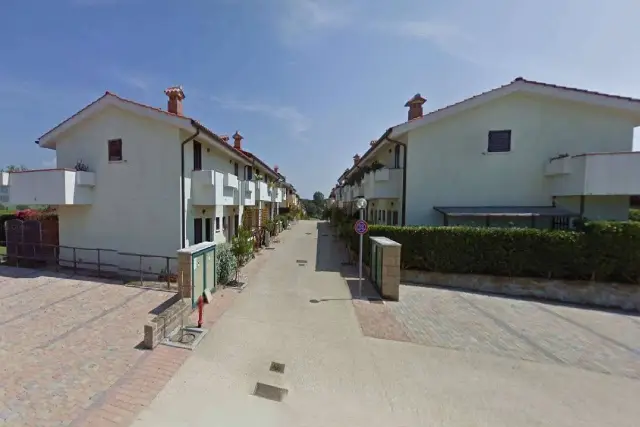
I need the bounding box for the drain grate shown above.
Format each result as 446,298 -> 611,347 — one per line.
296,259 -> 308,266
253,382 -> 288,402
368,298 -> 384,304
269,361 -> 285,374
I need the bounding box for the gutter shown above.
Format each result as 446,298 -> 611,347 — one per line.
180,127 -> 201,248
380,128 -> 409,226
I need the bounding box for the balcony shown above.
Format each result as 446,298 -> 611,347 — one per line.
236,180 -> 256,206
256,181 -> 271,202
2,169 -> 95,205
547,152 -> 640,196
363,168 -> 402,199
191,170 -> 240,206
271,187 -> 284,203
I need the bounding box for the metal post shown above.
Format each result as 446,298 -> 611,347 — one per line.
358,208 -> 363,299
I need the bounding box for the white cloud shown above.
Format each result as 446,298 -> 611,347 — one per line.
386,0 -> 640,95
212,96 -> 310,138
109,68 -> 154,92
42,156 -> 56,168
275,0 -> 354,45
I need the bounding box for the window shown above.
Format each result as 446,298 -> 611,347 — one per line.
487,130 -> 511,153
193,218 -> 203,244
205,218 -> 212,241
215,217 -> 220,232
382,210 -> 386,223
234,162 -> 239,176
222,216 -> 227,230
394,145 -> 401,168
392,211 -> 399,226
108,139 -> 123,161
193,141 -> 202,170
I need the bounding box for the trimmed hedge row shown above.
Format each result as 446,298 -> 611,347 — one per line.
335,218 -> 640,284
630,209 -> 640,222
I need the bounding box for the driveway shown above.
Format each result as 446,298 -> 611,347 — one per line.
0,265 -> 175,426
385,285 -> 640,379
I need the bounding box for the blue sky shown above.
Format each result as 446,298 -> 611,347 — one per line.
1,0 -> 639,198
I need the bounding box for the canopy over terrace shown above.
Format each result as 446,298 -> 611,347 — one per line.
433,205 -> 580,228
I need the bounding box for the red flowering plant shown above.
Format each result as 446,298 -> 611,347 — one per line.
15,207 -> 57,221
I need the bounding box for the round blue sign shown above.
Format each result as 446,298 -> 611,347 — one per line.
354,219 -> 369,235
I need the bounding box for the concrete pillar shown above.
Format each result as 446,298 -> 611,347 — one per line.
370,236 -> 401,301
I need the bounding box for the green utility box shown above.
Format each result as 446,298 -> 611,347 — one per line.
177,242 -> 217,309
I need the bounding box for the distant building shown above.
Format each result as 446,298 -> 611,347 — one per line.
0,186 -> 8,204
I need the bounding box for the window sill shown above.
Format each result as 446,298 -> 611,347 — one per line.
483,151 -> 511,156
108,160 -> 126,163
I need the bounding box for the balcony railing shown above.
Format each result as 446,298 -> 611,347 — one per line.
363,168 -> 402,199
3,169 -> 95,205
547,152 -> 640,196
191,170 -> 240,206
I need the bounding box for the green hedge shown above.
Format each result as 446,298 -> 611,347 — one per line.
630,209 -> 640,222
336,220 -> 640,284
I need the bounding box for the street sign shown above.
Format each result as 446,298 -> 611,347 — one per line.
354,219 -> 369,235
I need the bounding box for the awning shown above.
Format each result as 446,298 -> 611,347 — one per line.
433,206 -> 579,217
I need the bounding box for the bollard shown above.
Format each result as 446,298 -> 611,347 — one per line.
197,297 -> 204,328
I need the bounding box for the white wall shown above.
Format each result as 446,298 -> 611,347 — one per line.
182,130 -> 250,247
55,105 -> 182,273
405,93 -> 636,226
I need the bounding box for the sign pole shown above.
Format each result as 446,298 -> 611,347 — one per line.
358,208 -> 363,299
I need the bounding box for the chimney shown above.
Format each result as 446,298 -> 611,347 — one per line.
370,140 -> 376,146
274,165 -> 279,173
220,135 -> 230,143
404,93 -> 426,121
353,154 -> 360,165
232,131 -> 243,150
164,86 -> 185,116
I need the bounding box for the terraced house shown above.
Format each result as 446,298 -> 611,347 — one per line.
334,78 -> 640,228
1,86 -> 288,272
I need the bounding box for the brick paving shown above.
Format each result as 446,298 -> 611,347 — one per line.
0,232 -> 285,426
386,285 -> 640,379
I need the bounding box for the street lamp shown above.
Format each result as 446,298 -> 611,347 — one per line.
354,197 -> 367,298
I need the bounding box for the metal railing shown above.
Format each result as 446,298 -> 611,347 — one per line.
1,241 -> 178,290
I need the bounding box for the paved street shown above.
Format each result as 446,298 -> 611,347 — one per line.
0,267 -> 175,426
131,221 -> 640,427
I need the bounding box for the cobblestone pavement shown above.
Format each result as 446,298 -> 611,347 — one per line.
0,265 -> 175,426
385,285 -> 640,379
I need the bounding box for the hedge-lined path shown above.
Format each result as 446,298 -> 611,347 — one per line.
388,285 -> 640,379
131,221 -> 640,427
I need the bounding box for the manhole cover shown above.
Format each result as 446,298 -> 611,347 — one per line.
270,362 -> 285,374
253,382 -> 288,402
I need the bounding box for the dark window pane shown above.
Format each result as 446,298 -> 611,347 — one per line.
193,141 -> 202,170
488,130 -> 511,153
205,218 -> 212,241
108,139 -> 123,161
194,218 -> 203,244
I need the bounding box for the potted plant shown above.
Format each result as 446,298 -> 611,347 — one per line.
371,161 -> 384,171
75,160 -> 90,172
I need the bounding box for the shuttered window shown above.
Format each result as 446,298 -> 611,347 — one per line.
108,139 -> 123,161
487,130 -> 511,153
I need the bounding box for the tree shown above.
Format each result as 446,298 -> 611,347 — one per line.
312,191 -> 325,205
1,165 -> 28,172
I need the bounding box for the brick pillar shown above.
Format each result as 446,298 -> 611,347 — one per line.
177,251 -> 192,299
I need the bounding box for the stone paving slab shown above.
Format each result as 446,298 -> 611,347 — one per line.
0,266 -> 176,426
386,285 -> 640,379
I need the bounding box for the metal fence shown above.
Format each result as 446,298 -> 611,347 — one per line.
1,241 -> 178,291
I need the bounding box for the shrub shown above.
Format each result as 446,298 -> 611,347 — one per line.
232,228 -> 254,266
630,209 -> 640,222
216,243 -> 238,285
337,220 -> 640,284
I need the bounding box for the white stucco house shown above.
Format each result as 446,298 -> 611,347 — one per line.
335,77 -> 640,228
1,86 -> 286,272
